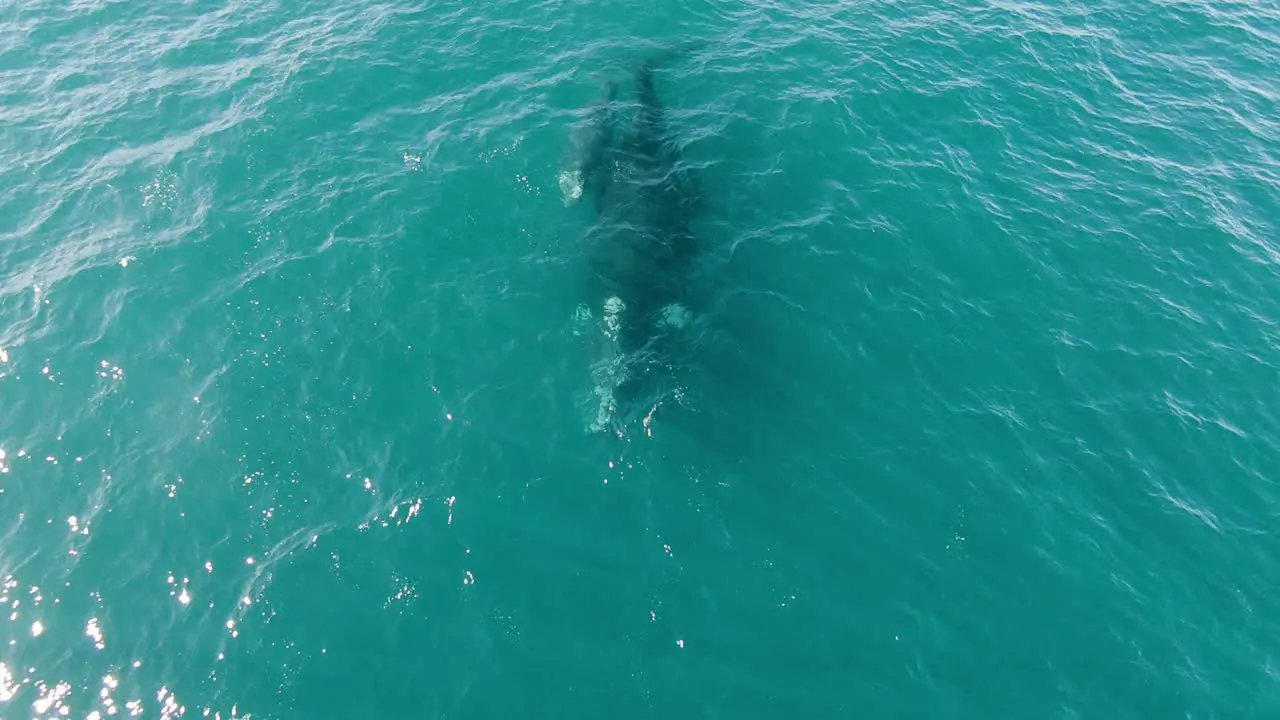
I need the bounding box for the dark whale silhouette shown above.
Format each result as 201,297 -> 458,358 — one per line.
558,79 -> 619,212
565,52 -> 704,433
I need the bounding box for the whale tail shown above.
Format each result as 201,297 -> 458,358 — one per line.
635,40 -> 704,102
641,40 -> 707,70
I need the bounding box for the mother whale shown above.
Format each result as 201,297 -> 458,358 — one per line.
564,52 -> 704,434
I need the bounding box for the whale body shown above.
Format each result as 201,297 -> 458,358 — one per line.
566,54 -> 704,434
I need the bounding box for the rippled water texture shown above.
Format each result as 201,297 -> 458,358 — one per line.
2,0 -> 1278,717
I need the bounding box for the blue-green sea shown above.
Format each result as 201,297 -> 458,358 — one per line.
2,0 -> 1279,717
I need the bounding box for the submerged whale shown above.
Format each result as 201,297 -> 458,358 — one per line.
563,53 -> 704,434
558,79 -> 618,211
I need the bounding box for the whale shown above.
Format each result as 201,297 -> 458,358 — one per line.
559,79 -> 619,211
568,53 -> 704,434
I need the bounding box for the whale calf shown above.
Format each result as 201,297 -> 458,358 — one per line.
559,79 -> 619,211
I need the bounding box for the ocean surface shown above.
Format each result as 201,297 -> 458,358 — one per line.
2,0 -> 1279,717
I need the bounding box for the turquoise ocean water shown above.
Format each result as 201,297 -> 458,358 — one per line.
2,0 -> 1279,717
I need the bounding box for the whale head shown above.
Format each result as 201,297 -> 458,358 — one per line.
558,168 -> 585,205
